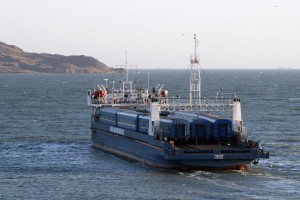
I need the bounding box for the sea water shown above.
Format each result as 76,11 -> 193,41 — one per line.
0,70 -> 299,199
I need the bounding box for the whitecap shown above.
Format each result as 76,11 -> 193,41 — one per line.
289,97 -> 300,101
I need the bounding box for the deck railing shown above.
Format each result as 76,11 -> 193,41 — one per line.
88,90 -> 234,112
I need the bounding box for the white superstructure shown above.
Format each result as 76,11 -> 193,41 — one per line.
87,34 -> 244,130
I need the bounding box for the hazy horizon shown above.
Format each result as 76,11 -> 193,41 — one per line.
1,0 -> 299,69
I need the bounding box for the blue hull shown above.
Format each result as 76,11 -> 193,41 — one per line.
91,124 -> 265,170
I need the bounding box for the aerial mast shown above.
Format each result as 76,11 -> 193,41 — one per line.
189,34 -> 201,104
125,51 -> 129,82
116,51 -> 137,97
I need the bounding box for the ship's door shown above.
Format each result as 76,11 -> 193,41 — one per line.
219,125 -> 228,138
210,125 -> 215,142
197,124 -> 205,140
176,124 -> 185,138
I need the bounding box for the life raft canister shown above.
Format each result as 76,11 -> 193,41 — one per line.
94,90 -> 106,98
161,90 -> 168,97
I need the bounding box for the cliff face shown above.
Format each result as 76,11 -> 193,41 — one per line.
0,41 -> 112,73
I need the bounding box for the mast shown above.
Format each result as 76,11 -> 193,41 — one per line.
124,51 -> 129,82
189,34 -> 201,104
116,51 -> 137,96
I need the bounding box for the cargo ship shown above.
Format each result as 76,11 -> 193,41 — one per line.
87,35 -> 269,170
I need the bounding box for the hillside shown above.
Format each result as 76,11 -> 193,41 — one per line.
0,41 -> 113,73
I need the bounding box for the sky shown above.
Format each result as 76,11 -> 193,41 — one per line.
1,0 -> 299,69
